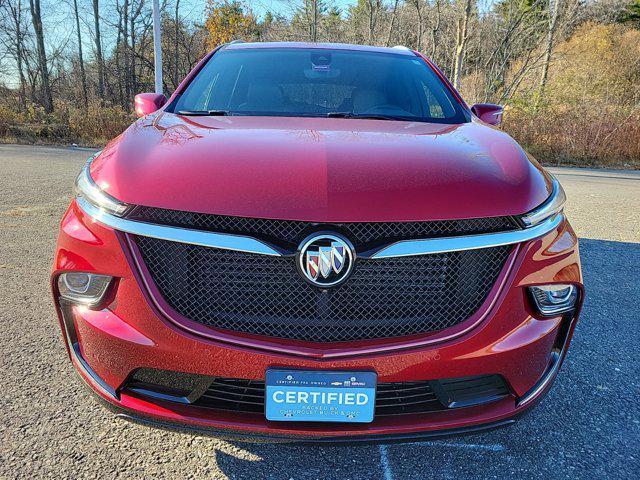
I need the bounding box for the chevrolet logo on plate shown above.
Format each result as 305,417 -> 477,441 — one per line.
298,234 -> 355,287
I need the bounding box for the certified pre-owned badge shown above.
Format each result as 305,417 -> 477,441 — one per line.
298,233 -> 355,287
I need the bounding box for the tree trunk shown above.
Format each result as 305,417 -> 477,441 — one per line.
129,0 -> 143,96
174,0 -> 181,87
28,0 -> 53,112
367,0 -> 380,43
538,0 -> 561,104
92,0 -> 105,99
415,3 -> 423,52
430,0 -> 441,59
72,0 -> 88,109
312,0 -> 318,42
452,0 -> 473,90
7,0 -> 28,108
385,0 -> 400,47
122,0 -> 130,103
16,40 -> 28,109
20,50 -> 38,102
115,7 -> 124,106
130,10 -> 136,95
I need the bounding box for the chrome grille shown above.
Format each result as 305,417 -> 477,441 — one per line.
133,236 -> 511,343
128,206 -> 519,249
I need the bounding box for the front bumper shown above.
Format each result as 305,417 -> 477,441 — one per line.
108,401 -> 522,444
52,200 -> 583,441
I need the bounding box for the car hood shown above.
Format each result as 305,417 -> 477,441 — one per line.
91,113 -> 551,222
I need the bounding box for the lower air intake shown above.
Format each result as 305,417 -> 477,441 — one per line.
123,370 -> 511,417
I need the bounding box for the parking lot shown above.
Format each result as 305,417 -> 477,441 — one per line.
0,144 -> 638,479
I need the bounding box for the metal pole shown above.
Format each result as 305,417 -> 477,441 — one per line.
152,0 -> 163,94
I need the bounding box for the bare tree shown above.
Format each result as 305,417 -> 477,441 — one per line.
174,0 -> 180,87
122,0 -> 130,101
130,0 -> 144,95
92,0 -> 105,98
292,0 -> 324,42
452,0 -> 473,89
71,0 -> 88,109
385,0 -> 399,46
429,0 -> 442,59
408,0 -> 425,52
538,0 -> 561,102
28,0 -> 53,112
311,0 -> 318,41
364,0 -> 382,43
0,0 -> 29,106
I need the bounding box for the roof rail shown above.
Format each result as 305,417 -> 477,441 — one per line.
228,39 -> 245,44
392,45 -> 411,51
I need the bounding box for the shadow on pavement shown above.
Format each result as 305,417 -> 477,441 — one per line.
209,238 -> 639,479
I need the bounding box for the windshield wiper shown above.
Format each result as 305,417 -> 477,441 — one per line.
326,112 -> 402,121
177,109 -> 230,116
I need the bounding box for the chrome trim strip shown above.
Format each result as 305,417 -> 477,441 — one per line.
521,178 -> 565,227
59,302 -> 117,399
70,341 -> 118,399
370,214 -> 563,259
79,195 -> 562,259
516,350 -> 561,408
516,315 -> 577,408
77,197 -> 283,257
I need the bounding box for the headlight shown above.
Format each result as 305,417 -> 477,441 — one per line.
521,178 -> 566,227
76,152 -> 129,217
529,284 -> 578,316
57,272 -> 114,307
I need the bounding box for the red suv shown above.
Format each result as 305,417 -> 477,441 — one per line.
52,42 -> 583,441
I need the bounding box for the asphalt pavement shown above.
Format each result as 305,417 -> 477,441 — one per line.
0,144 -> 638,479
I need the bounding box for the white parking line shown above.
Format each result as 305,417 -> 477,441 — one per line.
378,440 -> 505,478
379,444 -> 394,480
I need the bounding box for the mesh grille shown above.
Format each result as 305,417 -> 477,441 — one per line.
128,206 -> 519,250
134,236 -> 511,342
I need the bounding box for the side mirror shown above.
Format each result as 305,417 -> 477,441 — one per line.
134,93 -> 167,117
471,103 -> 503,126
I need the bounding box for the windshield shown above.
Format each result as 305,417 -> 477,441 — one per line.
170,48 -> 469,124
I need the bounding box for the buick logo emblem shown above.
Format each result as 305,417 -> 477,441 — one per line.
297,233 -> 355,287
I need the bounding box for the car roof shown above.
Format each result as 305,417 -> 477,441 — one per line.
224,41 -> 415,56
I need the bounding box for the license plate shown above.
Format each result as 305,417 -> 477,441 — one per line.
265,369 -> 377,423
